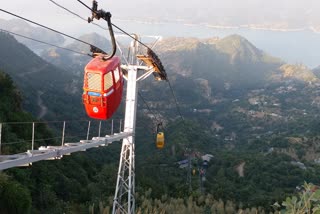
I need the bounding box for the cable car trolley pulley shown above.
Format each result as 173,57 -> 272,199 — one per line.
136,48 -> 167,81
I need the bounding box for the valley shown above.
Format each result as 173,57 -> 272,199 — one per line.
0,23 -> 320,213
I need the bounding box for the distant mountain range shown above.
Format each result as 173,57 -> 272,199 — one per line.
1,27 -> 319,120
39,31 -> 320,90
108,0 -> 320,32
0,18 -> 65,52
313,66 -> 320,78
154,35 -> 318,92
41,32 -> 110,76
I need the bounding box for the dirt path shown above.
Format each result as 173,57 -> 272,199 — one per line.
235,162 -> 246,177
37,91 -> 48,119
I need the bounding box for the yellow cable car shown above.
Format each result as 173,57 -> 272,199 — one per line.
192,168 -> 196,176
156,132 -> 165,149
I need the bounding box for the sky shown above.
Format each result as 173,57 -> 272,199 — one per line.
1,0 -> 320,33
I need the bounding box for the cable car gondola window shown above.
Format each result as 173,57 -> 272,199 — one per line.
114,67 -> 120,83
87,72 -> 101,91
104,72 -> 113,90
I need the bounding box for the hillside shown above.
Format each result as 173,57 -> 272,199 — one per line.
1,30 -> 320,213
41,33 -> 110,76
155,35 -> 285,91
0,32 -> 84,120
0,18 -> 64,52
0,70 -> 125,213
278,64 -> 318,82
313,65 -> 320,78
39,33 -> 319,91
138,36 -> 320,209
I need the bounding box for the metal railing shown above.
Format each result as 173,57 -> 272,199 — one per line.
0,119 -> 128,171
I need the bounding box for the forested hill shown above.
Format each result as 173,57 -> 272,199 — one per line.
155,35 -> 318,91
1,28 -> 320,213
0,18 -> 64,51
0,69 -> 125,213
0,32 -> 84,120
0,70 -> 48,213
40,32 -> 107,76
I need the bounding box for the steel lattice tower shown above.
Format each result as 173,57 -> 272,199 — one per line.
112,36 -> 139,214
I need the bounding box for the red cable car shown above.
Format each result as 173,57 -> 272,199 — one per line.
82,55 -> 123,120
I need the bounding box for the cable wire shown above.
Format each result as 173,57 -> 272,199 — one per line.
1,134 -> 91,145
48,0 -> 118,32
75,0 -> 151,50
0,8 -> 105,53
76,0 -> 93,11
111,23 -> 151,49
1,136 -> 61,145
0,119 -> 124,125
0,28 -> 92,57
138,91 -> 161,124
166,78 -> 185,121
49,0 -> 89,23
0,119 -> 89,125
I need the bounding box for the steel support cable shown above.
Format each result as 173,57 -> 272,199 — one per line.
0,28 -> 92,57
49,0 -> 96,26
111,23 -> 151,49
109,105 -> 155,138
1,136 -> 62,145
48,0 -> 122,34
138,91 -> 161,124
166,78 -> 185,122
1,127 -> 121,146
137,116 -> 159,136
0,133 -> 94,145
137,91 -> 170,136
76,0 -> 93,11
0,8 -> 106,54
0,119 -> 91,125
136,120 -> 156,138
75,0 -> 151,50
1,130 -> 118,145
1,119 -> 125,125
1,141 -> 31,145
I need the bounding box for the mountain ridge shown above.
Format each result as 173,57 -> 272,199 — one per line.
0,32 -> 84,120
0,18 -> 65,52
155,35 -> 319,89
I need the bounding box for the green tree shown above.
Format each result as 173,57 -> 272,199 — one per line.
273,182 -> 320,214
0,173 -> 31,214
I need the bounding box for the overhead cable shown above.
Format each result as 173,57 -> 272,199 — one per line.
138,91 -> 161,124
75,0 -> 151,50
0,8 -> 105,53
76,0 -> 93,11
0,28 -> 92,57
166,79 -> 185,121
48,0 -> 119,33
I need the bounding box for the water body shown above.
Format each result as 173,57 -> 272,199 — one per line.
106,20 -> 320,69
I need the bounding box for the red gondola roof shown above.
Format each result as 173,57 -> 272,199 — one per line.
85,55 -> 120,72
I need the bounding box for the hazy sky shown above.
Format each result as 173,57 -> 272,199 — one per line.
1,0 -> 320,33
